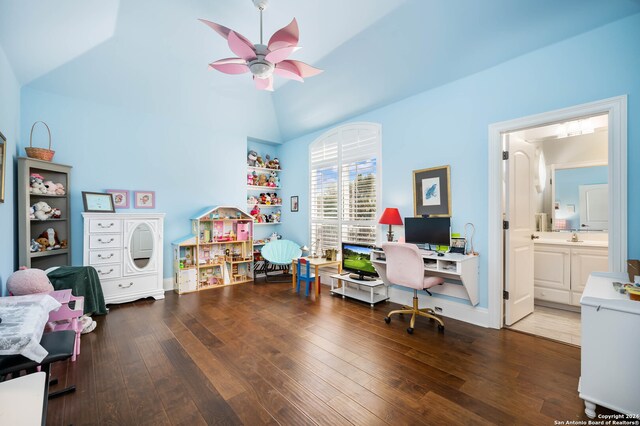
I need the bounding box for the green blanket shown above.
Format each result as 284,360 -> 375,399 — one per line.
47,266 -> 108,315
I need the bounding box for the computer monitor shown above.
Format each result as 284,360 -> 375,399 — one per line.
341,242 -> 379,281
404,217 -> 451,248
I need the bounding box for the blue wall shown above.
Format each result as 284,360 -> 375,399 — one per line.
279,13 -> 640,309
0,44 -> 20,294
20,87 -> 281,281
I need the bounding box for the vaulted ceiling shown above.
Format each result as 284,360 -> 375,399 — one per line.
1,0 -> 639,141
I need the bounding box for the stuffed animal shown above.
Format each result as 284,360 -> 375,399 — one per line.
29,173 -> 48,194
29,205 -> 36,219
250,204 -> 260,217
264,194 -> 271,205
32,201 -> 53,220
247,195 -> 258,205
265,154 -> 277,169
272,158 -> 280,169
257,174 -> 268,186
6,267 -> 54,295
259,193 -> 267,204
255,156 -> 265,168
274,210 -> 281,222
43,180 -> 65,195
267,174 -> 277,188
247,150 -> 258,166
36,237 -> 50,251
247,172 -> 254,186
50,208 -> 62,219
30,238 -> 42,252
39,228 -> 61,250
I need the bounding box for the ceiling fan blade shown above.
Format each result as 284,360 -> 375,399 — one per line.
268,18 -> 299,51
228,31 -> 257,61
254,76 -> 274,91
265,46 -> 300,64
281,60 -> 323,78
199,19 -> 254,46
209,58 -> 249,74
274,61 -> 303,82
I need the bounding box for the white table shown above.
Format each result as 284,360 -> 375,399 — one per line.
330,273 -> 389,307
579,272 -> 640,418
0,372 -> 47,426
0,294 -> 61,362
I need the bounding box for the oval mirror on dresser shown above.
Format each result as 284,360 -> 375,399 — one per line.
83,213 -> 165,305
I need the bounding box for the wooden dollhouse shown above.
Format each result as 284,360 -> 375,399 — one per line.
172,206 -> 254,294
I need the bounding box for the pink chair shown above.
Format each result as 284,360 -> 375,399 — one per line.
47,290 -> 84,361
381,243 -> 445,334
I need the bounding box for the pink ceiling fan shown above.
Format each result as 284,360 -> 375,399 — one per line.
200,0 -> 322,91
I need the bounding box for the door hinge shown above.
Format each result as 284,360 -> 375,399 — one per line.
502,151 -> 509,160
503,290 -> 510,300
503,220 -> 509,230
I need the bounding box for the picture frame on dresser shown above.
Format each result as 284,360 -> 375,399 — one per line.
82,192 -> 115,213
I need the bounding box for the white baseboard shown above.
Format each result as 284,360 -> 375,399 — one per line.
387,286 -> 490,328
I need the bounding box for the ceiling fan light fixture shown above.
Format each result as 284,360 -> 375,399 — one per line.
249,59 -> 274,78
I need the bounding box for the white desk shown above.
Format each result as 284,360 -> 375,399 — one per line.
579,272 -> 640,418
329,274 -> 389,307
370,249 -> 480,306
0,372 -> 47,425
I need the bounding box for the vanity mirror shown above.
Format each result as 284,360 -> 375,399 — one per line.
129,223 -> 154,269
550,163 -> 608,231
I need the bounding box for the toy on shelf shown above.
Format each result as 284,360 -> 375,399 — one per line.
29,173 -> 48,194
255,156 -> 265,168
43,180 -> 66,195
32,201 -> 53,220
247,150 -> 258,166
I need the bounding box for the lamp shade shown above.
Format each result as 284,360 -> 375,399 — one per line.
378,208 -> 403,225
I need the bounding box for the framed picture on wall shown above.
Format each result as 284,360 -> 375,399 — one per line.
134,191 -> 155,209
82,192 -> 116,213
291,195 -> 299,212
106,189 -> 129,209
0,130 -> 6,203
412,165 -> 451,217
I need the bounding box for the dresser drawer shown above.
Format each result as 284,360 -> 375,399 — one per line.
89,219 -> 122,233
101,275 -> 158,298
89,249 -> 122,265
534,286 -> 571,304
93,264 -> 122,280
89,234 -> 122,249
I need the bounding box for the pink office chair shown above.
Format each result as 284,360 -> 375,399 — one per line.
381,243 -> 445,334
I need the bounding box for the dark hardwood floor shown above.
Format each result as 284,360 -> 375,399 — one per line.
46,281 -> 597,425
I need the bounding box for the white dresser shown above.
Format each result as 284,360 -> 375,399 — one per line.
580,272 -> 640,418
82,213 -> 165,304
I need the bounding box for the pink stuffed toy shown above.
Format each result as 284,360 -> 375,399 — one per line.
6,267 -> 54,295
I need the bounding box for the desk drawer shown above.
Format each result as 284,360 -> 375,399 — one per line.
89,219 -> 122,233
101,275 -> 157,299
89,249 -> 122,265
89,234 -> 122,249
94,264 -> 122,280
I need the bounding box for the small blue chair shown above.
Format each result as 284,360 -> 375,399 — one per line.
296,258 -> 320,296
260,240 -> 302,282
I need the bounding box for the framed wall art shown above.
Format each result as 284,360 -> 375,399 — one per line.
291,195 -> 299,212
134,190 -> 155,209
82,192 -> 116,213
413,165 -> 451,217
106,189 -> 129,209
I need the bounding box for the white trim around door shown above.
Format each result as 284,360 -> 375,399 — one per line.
487,95 -> 627,329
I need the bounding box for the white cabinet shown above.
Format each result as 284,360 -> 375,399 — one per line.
83,213 -> 165,304
580,272 -> 640,418
534,243 -> 607,306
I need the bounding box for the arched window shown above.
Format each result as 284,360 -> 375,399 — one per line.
309,123 -> 381,252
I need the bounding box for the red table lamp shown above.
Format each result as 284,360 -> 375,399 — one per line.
379,208 -> 403,242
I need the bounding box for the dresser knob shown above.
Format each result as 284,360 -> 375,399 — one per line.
97,253 -> 114,259
98,222 -> 114,228
98,238 -> 115,244
98,268 -> 114,275
118,282 -> 134,289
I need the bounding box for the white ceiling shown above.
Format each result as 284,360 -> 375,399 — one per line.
1,0 -> 639,141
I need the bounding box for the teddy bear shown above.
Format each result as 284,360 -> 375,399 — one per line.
39,228 -> 61,250
257,174 -> 268,186
6,267 -> 54,295
36,237 -> 50,251
247,150 -> 258,166
32,201 -> 53,220
29,173 -> 48,194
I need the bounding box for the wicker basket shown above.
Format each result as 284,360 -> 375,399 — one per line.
25,121 -> 55,161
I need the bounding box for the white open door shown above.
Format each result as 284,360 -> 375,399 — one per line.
579,184 -> 609,230
504,134 -> 536,325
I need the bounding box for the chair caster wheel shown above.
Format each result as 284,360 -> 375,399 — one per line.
438,324 -> 445,332
407,327 -> 414,334
384,316 -> 391,324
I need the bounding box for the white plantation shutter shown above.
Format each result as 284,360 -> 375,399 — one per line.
310,123 -> 381,252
